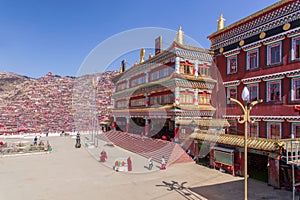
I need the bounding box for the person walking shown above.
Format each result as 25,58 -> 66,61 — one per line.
33,136 -> 38,146
161,156 -> 166,170
148,157 -> 153,170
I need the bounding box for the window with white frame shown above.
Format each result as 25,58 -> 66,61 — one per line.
267,42 -> 282,65
291,77 -> 300,101
291,36 -> 300,61
291,123 -> 300,138
248,83 -> 259,101
250,121 -> 259,137
226,87 -> 237,104
247,49 -> 259,70
227,55 -> 237,74
267,80 -> 281,102
267,122 -> 281,139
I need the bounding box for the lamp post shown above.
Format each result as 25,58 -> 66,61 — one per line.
229,86 -> 262,200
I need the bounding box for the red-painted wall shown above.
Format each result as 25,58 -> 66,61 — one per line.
215,36 -> 300,139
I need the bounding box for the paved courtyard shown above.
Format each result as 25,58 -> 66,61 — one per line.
0,136 -> 293,200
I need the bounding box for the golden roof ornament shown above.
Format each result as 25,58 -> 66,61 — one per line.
259,32 -> 266,39
239,40 -> 245,46
140,48 -> 145,63
283,23 -> 291,31
217,14 -> 225,31
177,26 -> 184,45
219,47 -> 224,53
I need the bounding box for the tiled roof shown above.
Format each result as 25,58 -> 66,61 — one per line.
190,132 -> 281,152
208,0 -> 291,39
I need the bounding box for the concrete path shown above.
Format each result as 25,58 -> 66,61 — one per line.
0,136 -> 293,200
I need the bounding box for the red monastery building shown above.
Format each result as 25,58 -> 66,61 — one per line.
208,0 -> 300,140
111,27 -> 228,146
194,0 -> 300,189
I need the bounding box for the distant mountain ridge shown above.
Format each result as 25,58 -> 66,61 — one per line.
0,71 -> 118,134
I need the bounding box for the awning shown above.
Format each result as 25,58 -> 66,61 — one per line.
190,132 -> 281,152
176,119 -> 229,127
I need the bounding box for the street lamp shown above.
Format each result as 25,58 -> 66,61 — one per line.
229,86 -> 262,200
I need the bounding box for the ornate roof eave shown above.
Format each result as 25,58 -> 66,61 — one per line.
224,115 -> 300,121
174,73 -> 217,84
171,40 -> 213,54
207,0 -> 292,40
223,80 -> 241,87
113,41 -> 213,82
241,69 -> 300,84
112,103 -> 216,116
223,48 -> 241,57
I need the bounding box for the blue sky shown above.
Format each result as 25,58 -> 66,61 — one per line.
0,0 -> 279,78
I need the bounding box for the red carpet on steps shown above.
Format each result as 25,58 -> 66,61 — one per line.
97,130 -> 194,165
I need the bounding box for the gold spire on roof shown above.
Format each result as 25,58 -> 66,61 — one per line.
140,48 -> 145,63
177,26 -> 184,45
217,14 -> 225,31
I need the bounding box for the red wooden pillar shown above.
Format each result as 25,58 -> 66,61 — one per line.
174,124 -> 179,142
145,118 -> 149,136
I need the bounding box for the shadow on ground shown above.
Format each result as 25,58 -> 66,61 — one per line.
189,179 -> 292,200
156,180 -> 204,200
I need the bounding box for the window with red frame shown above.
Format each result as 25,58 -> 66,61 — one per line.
292,77 -> 300,101
226,87 -> 237,104
292,36 -> 300,60
250,122 -> 259,137
227,56 -> 237,74
267,122 -> 281,139
228,120 -> 237,135
267,42 -> 282,65
292,123 -> 300,138
247,49 -> 259,70
248,84 -> 259,101
267,80 -> 281,102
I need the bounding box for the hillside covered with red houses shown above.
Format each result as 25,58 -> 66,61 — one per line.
0,71 -> 118,134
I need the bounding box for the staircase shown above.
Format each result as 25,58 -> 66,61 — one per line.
97,131 -> 194,165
